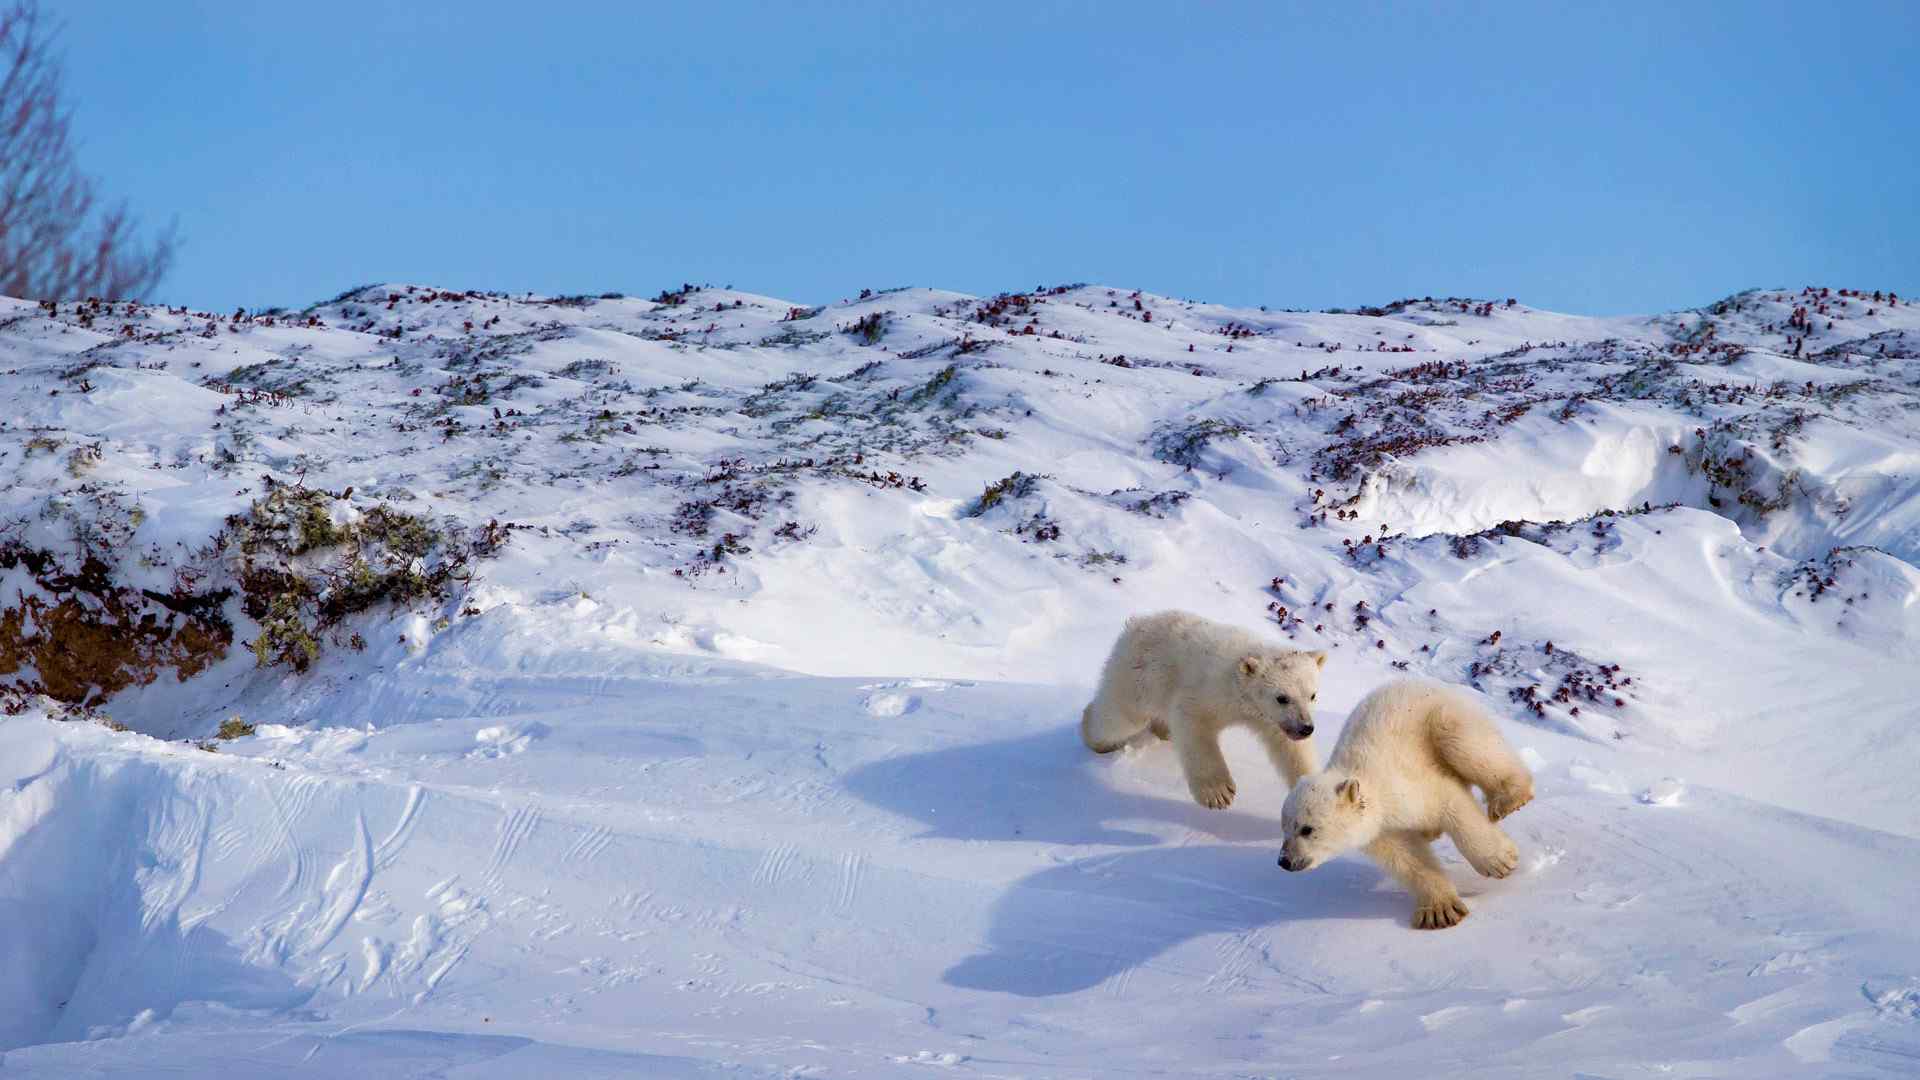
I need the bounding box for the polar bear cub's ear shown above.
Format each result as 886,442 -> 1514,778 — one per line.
1309,650 -> 1328,670
1239,655 -> 1265,677
1336,777 -> 1364,808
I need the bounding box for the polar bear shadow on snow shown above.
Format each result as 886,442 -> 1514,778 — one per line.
843,726 -> 1283,847
943,845 -> 1402,997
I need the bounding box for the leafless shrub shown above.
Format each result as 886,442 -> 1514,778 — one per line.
0,2 -> 174,300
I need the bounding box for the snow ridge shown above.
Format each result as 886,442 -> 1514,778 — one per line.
1,282 -> 1918,1076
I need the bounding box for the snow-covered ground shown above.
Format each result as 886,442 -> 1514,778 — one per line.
2,282 -> 1918,1076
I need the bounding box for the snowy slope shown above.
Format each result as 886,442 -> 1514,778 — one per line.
2,282 -> 1919,1076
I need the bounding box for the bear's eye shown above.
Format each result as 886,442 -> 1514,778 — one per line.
1275,693 -> 1290,706
1310,692 -> 1317,702
1299,826 -> 1314,837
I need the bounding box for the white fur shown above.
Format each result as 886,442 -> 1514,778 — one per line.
1081,611 -> 1325,809
1279,678 -> 1534,930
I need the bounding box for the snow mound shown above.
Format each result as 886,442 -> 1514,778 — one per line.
3,282 -> 1920,1075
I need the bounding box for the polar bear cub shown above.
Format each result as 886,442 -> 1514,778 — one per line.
1278,678 -> 1534,929
1081,611 -> 1325,809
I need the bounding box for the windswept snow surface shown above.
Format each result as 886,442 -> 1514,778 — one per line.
3,283 -> 1920,1076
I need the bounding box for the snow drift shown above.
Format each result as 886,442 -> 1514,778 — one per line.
2,281 -> 1918,1076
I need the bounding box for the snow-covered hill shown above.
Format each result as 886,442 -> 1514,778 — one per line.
2,282 -> 1918,1076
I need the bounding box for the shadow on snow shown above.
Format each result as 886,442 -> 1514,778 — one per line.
941,845 -> 1400,997
842,725 -> 1285,847
842,723 -> 1404,997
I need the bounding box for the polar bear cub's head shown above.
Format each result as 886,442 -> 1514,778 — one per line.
1234,649 -> 1326,740
1277,773 -> 1377,872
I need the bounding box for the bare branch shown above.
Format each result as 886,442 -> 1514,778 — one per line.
0,1 -> 173,300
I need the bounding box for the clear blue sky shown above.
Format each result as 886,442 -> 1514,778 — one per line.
65,1 -> 1919,314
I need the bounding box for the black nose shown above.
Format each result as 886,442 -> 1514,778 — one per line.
1298,724 -> 1314,737
1278,855 -> 1296,871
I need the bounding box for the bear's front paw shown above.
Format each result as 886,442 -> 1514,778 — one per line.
1412,896 -> 1470,930
1468,835 -> 1520,879
1485,780 -> 1534,822
1189,774 -> 1237,809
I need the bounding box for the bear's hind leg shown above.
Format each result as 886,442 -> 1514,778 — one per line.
1366,833 -> 1468,930
1431,697 -> 1535,821
1442,789 -> 1520,879
1081,701 -> 1151,754
1482,771 -> 1534,823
